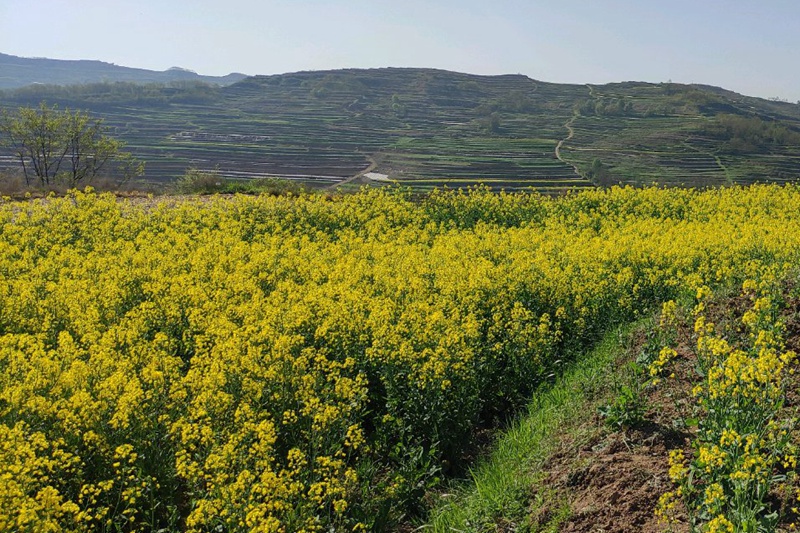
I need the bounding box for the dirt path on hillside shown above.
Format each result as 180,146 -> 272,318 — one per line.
555,115 -> 576,163
683,140 -> 734,185
554,84 -> 605,183
554,85 -> 594,180
330,155 -> 377,190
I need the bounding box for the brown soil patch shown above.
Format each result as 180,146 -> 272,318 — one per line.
537,363 -> 695,533
526,293 -> 800,533
557,429 -> 687,533
526,325 -> 697,532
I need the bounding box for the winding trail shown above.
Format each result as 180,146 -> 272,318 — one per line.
329,155 -> 377,190
554,113 -> 586,181
713,153 -> 734,185
554,84 -> 594,180
554,114 -> 576,163
683,140 -> 734,186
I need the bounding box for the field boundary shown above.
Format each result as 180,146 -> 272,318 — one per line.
425,319 -> 648,531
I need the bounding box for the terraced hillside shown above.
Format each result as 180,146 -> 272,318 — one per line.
0,69 -> 590,192
1,68 -> 799,191
563,82 -> 800,187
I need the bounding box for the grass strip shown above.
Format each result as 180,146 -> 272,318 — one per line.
425,319 -> 649,532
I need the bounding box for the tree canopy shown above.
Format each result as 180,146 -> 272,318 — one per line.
0,103 -> 143,187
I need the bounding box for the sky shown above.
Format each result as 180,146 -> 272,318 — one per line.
2,0 -> 799,102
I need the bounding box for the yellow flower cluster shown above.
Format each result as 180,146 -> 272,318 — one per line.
3,185 -> 800,530
649,346 -> 678,384
668,449 -> 689,483
659,276 -> 799,531
707,514 -> 735,533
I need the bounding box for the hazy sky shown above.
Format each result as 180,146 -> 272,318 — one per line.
2,0 -> 799,101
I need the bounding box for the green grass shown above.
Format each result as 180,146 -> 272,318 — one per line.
172,169 -> 310,195
424,319 -> 649,532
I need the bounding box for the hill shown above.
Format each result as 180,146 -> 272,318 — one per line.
1,65 -> 800,192
0,52 -> 246,89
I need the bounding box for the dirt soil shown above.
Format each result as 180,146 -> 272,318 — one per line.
529,292 -> 798,533
535,352 -> 696,533
526,292 -> 800,533
555,428 -> 686,533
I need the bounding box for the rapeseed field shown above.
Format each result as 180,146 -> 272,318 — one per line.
3,185 -> 800,532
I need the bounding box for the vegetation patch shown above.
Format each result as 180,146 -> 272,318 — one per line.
3,186 -> 800,531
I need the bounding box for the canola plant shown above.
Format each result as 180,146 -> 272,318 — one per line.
655,275 -> 799,532
2,185 -> 800,532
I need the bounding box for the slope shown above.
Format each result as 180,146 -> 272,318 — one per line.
0,66 -> 799,192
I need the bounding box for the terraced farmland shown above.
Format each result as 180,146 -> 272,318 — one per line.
1,69 -> 800,191
559,82 -> 800,187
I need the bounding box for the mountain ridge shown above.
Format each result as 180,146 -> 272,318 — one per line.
0,52 -> 247,89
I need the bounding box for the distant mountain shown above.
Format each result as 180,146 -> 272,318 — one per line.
1,65 -> 799,192
0,53 -> 247,89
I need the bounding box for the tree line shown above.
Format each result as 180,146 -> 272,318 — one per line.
4,81 -> 220,107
